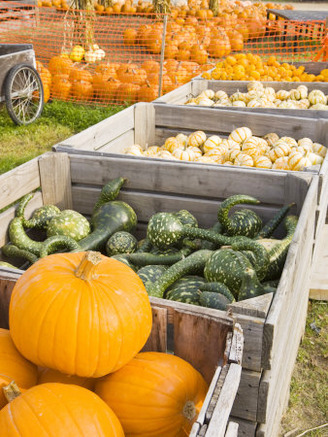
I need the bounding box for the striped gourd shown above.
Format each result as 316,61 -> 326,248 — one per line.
276,90 -> 290,101
196,97 -> 214,106
203,135 -> 222,152
188,130 -> 207,147
143,146 -> 161,157
263,132 -> 279,147
176,133 -> 188,146
230,91 -> 246,102
306,152 -> 323,166
228,148 -> 242,162
297,85 -> 308,99
124,144 -> 144,156
242,136 -> 262,157
234,153 -> 254,167
247,81 -> 264,92
268,142 -> 291,162
199,89 -> 215,99
164,137 -> 181,153
223,161 -> 234,166
232,101 -> 246,107
253,155 -> 273,169
272,156 -> 290,170
215,90 -> 228,100
187,146 -> 202,158
229,127 -> 252,144
263,87 -> 275,100
308,90 -> 327,105
297,99 -> 310,109
247,99 -> 262,108
298,137 -> 313,152
279,137 -> 298,148
195,156 -> 217,164
156,150 -> 177,160
213,100 -> 231,107
288,150 -> 311,171
172,147 -> 196,161
313,142 -> 327,157
204,150 -> 225,164
278,101 -> 297,109
310,103 -> 328,110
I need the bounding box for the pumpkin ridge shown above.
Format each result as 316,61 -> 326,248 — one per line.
72,284 -> 83,376
6,403 -> 20,434
40,385 -> 86,435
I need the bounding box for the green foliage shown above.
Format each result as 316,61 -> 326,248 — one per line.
0,100 -> 126,174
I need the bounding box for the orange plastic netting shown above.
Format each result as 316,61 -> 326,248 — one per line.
0,2 -> 326,105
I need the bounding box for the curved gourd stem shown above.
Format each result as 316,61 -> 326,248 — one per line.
231,240 -> 269,281
217,194 -> 261,236
256,203 -> 295,239
75,251 -> 102,281
1,244 -> 38,264
238,268 -> 275,301
3,381 -> 21,403
9,217 -> 44,256
136,238 -> 153,253
147,250 -> 213,298
92,177 -> 126,213
15,193 -> 34,218
15,193 -> 60,229
198,282 -> 234,302
126,247 -> 193,267
39,236 -> 81,258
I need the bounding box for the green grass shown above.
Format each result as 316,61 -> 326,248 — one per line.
281,300 -> 328,436
0,100 -> 126,174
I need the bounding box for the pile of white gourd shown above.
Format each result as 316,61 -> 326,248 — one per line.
184,82 -> 328,111
123,127 -> 326,171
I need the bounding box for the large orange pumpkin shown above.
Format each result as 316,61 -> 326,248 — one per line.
0,383 -> 124,436
0,329 -> 38,409
71,80 -> 94,101
9,251 -> 152,377
51,74 -> 72,100
95,352 -> 208,437
48,55 -> 73,75
38,367 -> 95,390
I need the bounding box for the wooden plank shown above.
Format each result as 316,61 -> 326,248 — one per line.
173,309 -> 231,384
225,422 -> 239,437
262,177 -> 318,370
0,157 -> 40,211
55,105 -> 135,150
190,422 -> 201,437
93,129 -> 135,153
71,185 -> 285,231
142,306 -> 167,352
310,224 -> 328,301
231,369 -> 261,422
0,271 -> 21,328
229,417 -> 257,436
228,323 -> 244,365
134,102 -> 155,147
228,313 -> 264,372
38,153 -> 73,210
0,191 -> 43,247
206,363 -> 242,437
68,154 -> 291,205
154,82 -> 193,105
228,294 -> 273,319
153,104 -> 328,142
197,365 -> 223,426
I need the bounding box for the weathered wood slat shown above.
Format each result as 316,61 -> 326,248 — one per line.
142,306 -> 167,352
0,271 -> 21,329
310,224 -> 328,301
0,157 -> 40,211
225,422 -> 239,437
57,105 -> 135,150
228,293 -> 273,319
38,153 -> 72,210
229,417 -> 257,436
134,102 -> 156,147
206,363 -> 242,436
231,370 -> 261,422
196,365 -> 223,426
173,309 -> 231,384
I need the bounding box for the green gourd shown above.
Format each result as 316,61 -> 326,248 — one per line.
137,265 -> 168,286
1,243 -> 38,265
126,247 -> 193,267
106,231 -> 138,256
146,212 -> 247,251
256,203 -> 294,239
47,210 -> 90,241
16,193 -> 61,229
217,194 -> 262,238
93,177 -> 126,213
198,282 -> 234,302
238,267 -> 276,301
0,261 -> 18,269
198,291 -> 230,310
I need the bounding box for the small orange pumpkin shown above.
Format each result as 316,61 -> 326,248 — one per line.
9,252 -> 152,377
0,329 -> 38,409
0,383 -> 124,436
51,74 -> 72,100
138,82 -> 159,102
69,67 -> 93,83
48,55 -> 73,75
70,80 -> 93,101
95,352 -> 208,437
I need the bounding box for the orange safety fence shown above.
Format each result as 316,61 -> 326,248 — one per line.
0,2 -> 326,106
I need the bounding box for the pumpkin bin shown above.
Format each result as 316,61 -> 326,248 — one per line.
9,251 -> 153,378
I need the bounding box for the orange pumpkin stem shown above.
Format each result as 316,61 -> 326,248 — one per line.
75,251 -> 102,281
3,381 -> 21,403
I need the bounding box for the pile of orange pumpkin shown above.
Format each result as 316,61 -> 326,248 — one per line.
203,54 -> 328,82
36,55 -> 213,104
0,251 -> 208,436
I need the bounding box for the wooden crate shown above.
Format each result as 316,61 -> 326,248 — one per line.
154,80 -> 328,119
0,152 -> 318,436
53,102 -> 328,243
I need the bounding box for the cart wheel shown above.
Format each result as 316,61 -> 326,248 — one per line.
4,64 -> 44,125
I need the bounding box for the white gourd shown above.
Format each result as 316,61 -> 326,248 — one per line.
229,127 -> 252,143
313,143 -> 327,157
272,156 -> 290,170
263,132 -> 280,147
164,137 -> 181,152
247,81 -> 264,92
156,150 -> 178,160
310,103 -> 328,110
172,147 -> 196,161
176,133 -> 189,146
199,89 -> 215,99
195,156 -> 217,164
215,90 -> 229,100
242,136 -> 262,157
143,146 -> 161,157
196,97 -> 214,106
187,146 -> 202,158
188,131 -> 207,147
307,152 -> 323,166
247,99 -> 262,108
275,90 -> 290,101
279,137 -> 298,148
297,99 -> 310,109
232,100 -> 247,107
308,90 -> 327,105
253,155 -> 273,169
124,144 -> 144,156
268,142 -> 291,162
234,153 -> 254,167
203,135 -> 222,152
288,150 -> 308,171
223,161 -> 234,166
